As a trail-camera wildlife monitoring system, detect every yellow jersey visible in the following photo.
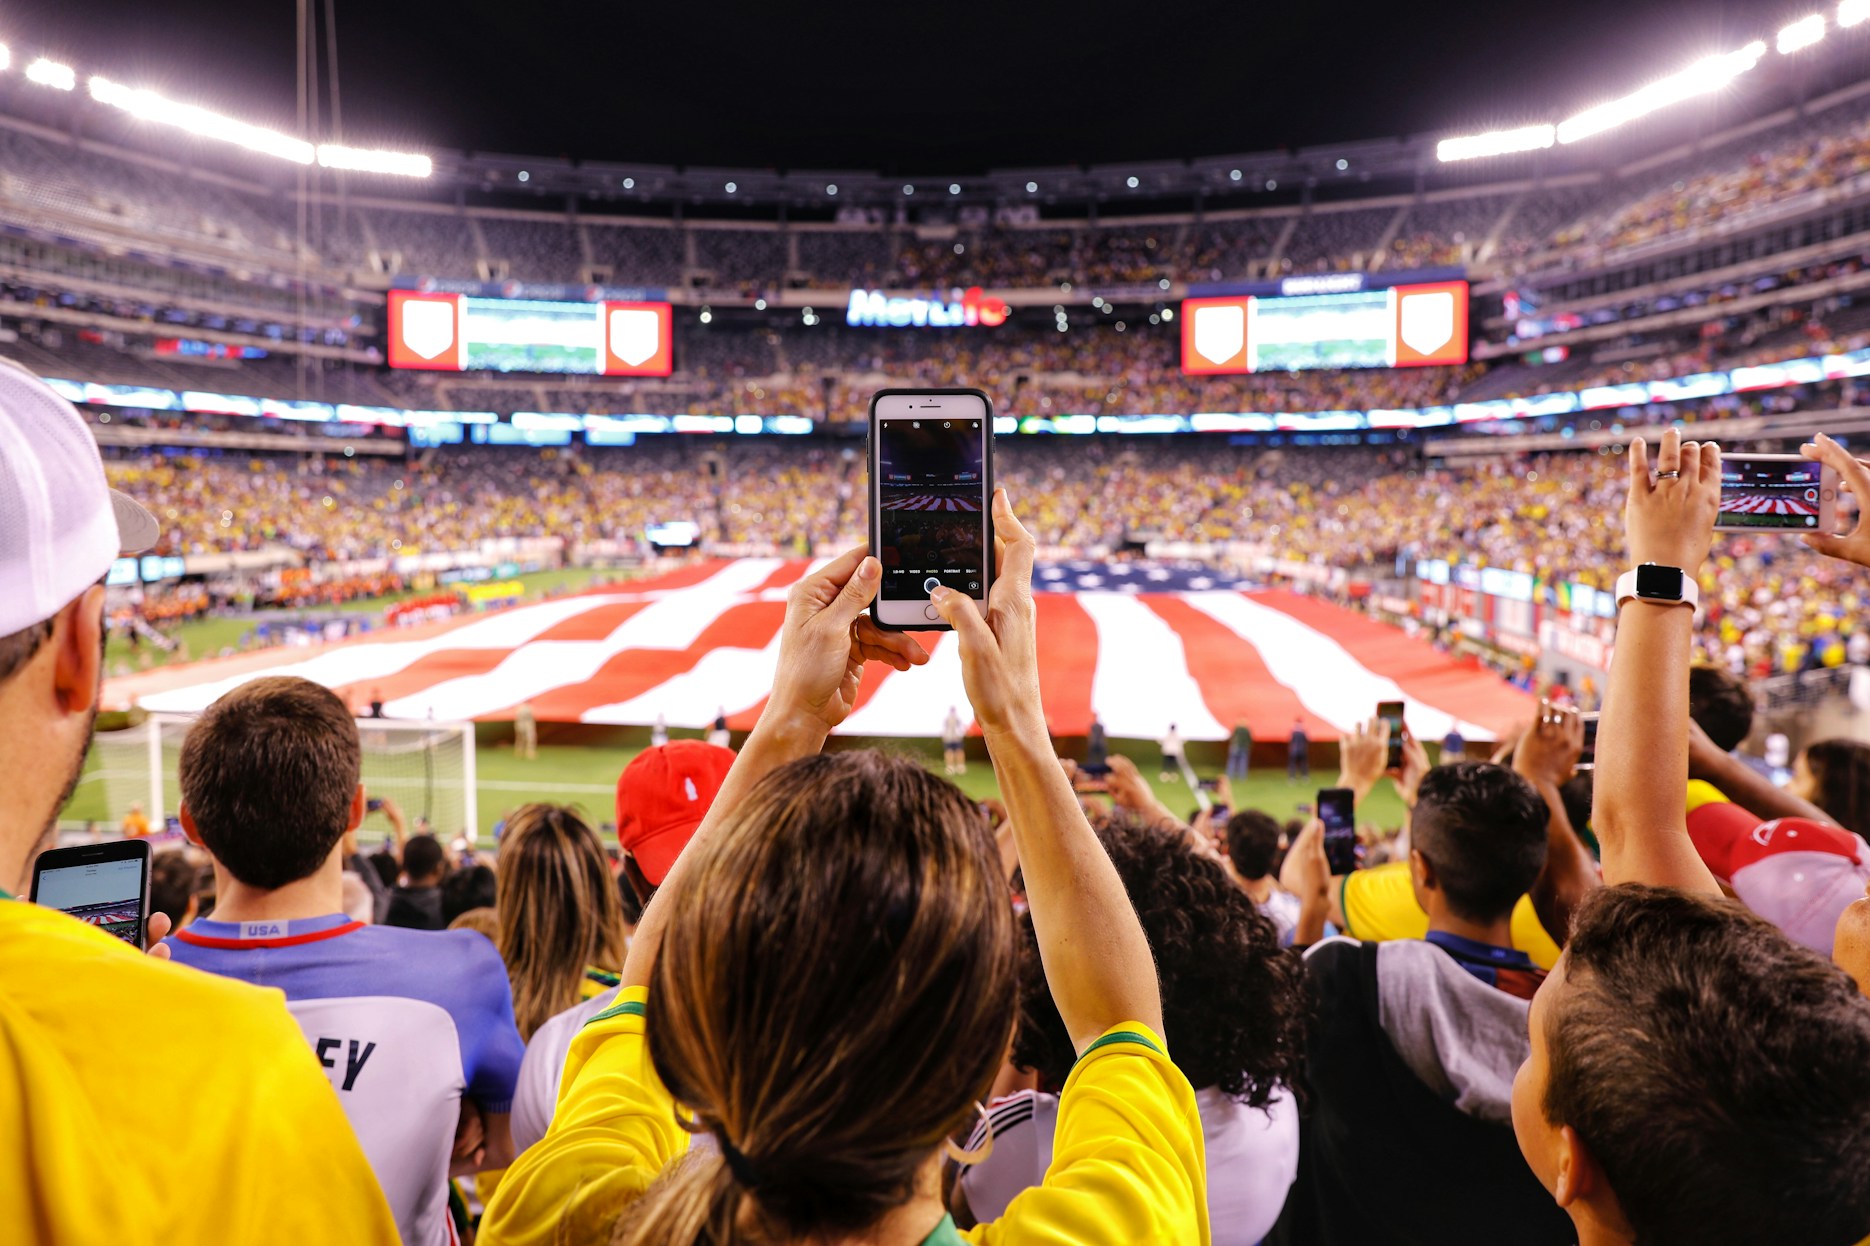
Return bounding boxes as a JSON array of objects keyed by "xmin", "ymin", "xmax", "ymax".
[
  {"xmin": 1340, "ymin": 860, "xmax": 1563, "ymax": 970},
  {"xmin": 482, "ymin": 987, "xmax": 1209, "ymax": 1246},
  {"xmin": 0, "ymin": 898, "xmax": 398, "ymax": 1243}
]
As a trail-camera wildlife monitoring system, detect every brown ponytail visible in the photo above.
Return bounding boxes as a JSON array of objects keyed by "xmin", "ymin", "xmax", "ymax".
[{"xmin": 612, "ymin": 751, "xmax": 1018, "ymax": 1246}]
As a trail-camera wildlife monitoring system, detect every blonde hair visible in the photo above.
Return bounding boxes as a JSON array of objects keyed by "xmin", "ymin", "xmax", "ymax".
[
  {"xmin": 494, "ymin": 804, "xmax": 628, "ymax": 1041},
  {"xmin": 448, "ymin": 905, "xmax": 500, "ymax": 943},
  {"xmin": 613, "ymin": 751, "xmax": 1016, "ymax": 1246}
]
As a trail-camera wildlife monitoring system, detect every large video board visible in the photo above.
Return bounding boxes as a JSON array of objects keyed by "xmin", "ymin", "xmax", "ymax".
[
  {"xmin": 1181, "ymin": 278, "xmax": 1468, "ymax": 374},
  {"xmin": 387, "ymin": 290, "xmax": 673, "ymax": 375}
]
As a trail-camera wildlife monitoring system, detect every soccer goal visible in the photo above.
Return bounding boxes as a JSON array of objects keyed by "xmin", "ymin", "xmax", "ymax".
[{"xmin": 86, "ymin": 713, "xmax": 479, "ymax": 842}]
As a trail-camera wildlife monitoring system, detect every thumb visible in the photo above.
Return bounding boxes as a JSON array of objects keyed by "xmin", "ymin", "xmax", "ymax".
[
  {"xmin": 933, "ymin": 585, "xmax": 993, "ymax": 644},
  {"xmin": 1805, "ymin": 532, "xmax": 1850, "ymax": 560},
  {"xmin": 823, "ymin": 556, "xmax": 881, "ymax": 626}
]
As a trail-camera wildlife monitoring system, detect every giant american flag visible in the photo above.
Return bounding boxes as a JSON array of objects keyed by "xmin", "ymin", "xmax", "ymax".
[{"xmin": 104, "ymin": 559, "xmax": 1532, "ymax": 741}]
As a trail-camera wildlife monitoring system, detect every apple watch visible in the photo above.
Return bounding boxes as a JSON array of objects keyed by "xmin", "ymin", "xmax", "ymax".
[{"xmin": 1614, "ymin": 563, "xmax": 1698, "ymax": 611}]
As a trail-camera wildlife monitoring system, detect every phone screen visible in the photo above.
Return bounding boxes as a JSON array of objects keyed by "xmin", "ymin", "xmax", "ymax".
[
  {"xmin": 875, "ymin": 413, "xmax": 988, "ymax": 605},
  {"xmin": 33, "ymin": 854, "xmax": 148, "ymax": 946},
  {"xmin": 1579, "ymin": 712, "xmax": 1600, "ymax": 770},
  {"xmin": 1318, "ymin": 787, "xmax": 1359, "ymax": 874},
  {"xmin": 1377, "ymin": 700, "xmax": 1406, "ymax": 770},
  {"xmin": 1718, "ymin": 457, "xmax": 1826, "ymax": 530}
]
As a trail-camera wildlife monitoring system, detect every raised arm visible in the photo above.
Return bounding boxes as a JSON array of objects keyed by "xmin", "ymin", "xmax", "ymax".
[
  {"xmin": 936, "ymin": 489, "xmax": 1164, "ymax": 1050},
  {"xmin": 1593, "ymin": 429, "xmax": 1721, "ymax": 896},
  {"xmin": 1686, "ymin": 717, "xmax": 1835, "ymax": 826},
  {"xmin": 622, "ymin": 545, "xmax": 928, "ymax": 988},
  {"xmin": 1513, "ymin": 700, "xmax": 1600, "ymax": 943}
]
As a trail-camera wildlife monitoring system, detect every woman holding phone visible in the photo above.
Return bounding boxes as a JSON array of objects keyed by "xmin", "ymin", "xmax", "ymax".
[{"xmin": 483, "ymin": 490, "xmax": 1209, "ymax": 1246}]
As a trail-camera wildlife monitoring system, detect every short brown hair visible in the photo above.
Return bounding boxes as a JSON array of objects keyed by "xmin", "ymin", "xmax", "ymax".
[
  {"xmin": 1545, "ymin": 885, "xmax": 1870, "ymax": 1244},
  {"xmin": 0, "ymin": 616, "xmax": 53, "ymax": 685},
  {"xmin": 179, "ymin": 676, "xmax": 360, "ymax": 890}
]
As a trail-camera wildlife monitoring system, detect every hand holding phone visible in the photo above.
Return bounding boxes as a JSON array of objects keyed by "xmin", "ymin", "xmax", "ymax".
[
  {"xmin": 31, "ymin": 839, "xmax": 153, "ymax": 950},
  {"xmin": 869, "ymin": 390, "xmax": 993, "ymax": 631},
  {"xmin": 1317, "ymin": 787, "xmax": 1360, "ymax": 875}
]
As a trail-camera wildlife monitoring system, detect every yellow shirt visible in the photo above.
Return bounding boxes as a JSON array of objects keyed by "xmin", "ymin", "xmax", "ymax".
[
  {"xmin": 0, "ymin": 898, "xmax": 398, "ymax": 1244},
  {"xmin": 1340, "ymin": 861, "xmax": 1563, "ymax": 970},
  {"xmin": 482, "ymin": 987, "xmax": 1209, "ymax": 1246}
]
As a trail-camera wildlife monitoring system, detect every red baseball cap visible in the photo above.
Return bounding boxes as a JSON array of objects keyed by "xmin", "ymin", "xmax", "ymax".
[{"xmin": 616, "ymin": 740, "xmax": 736, "ymax": 885}]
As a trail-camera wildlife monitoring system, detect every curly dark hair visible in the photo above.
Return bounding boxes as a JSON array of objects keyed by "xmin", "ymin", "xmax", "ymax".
[{"xmin": 1012, "ymin": 812, "xmax": 1305, "ymax": 1107}]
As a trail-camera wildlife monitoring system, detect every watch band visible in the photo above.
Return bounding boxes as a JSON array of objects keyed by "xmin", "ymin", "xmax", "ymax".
[{"xmin": 1614, "ymin": 564, "xmax": 1698, "ymax": 611}]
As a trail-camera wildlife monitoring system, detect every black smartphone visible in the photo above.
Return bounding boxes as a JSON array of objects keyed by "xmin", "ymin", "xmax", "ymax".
[
  {"xmin": 1209, "ymin": 804, "xmax": 1232, "ymax": 824},
  {"xmin": 1377, "ymin": 700, "xmax": 1406, "ymax": 771},
  {"xmin": 1197, "ymin": 776, "xmax": 1223, "ymax": 793},
  {"xmin": 366, "ymin": 797, "xmax": 384, "ymax": 813},
  {"xmin": 869, "ymin": 389, "xmax": 994, "ymax": 631},
  {"xmin": 1318, "ymin": 787, "xmax": 1360, "ymax": 875},
  {"xmin": 1578, "ymin": 711, "xmax": 1600, "ymax": 771},
  {"xmin": 31, "ymin": 839, "xmax": 153, "ymax": 950}
]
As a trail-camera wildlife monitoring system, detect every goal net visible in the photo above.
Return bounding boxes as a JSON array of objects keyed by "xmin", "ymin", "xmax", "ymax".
[{"xmin": 86, "ymin": 713, "xmax": 479, "ymax": 842}]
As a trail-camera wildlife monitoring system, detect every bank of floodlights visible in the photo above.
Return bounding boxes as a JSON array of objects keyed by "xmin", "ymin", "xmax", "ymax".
[{"xmin": 1438, "ymin": 3, "xmax": 1865, "ymax": 163}]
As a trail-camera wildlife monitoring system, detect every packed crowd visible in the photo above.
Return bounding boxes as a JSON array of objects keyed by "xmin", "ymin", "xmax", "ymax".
[
  {"xmin": 10, "ymin": 366, "xmax": 1870, "ymax": 1246},
  {"xmin": 100, "ymin": 424, "xmax": 1870, "ymax": 672}
]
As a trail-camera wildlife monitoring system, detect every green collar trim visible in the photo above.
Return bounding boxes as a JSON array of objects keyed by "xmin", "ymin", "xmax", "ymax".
[
  {"xmin": 918, "ymin": 1213, "xmax": 967, "ymax": 1246},
  {"xmin": 0, "ymin": 887, "xmax": 12, "ymax": 901},
  {"xmin": 1076, "ymin": 1028, "xmax": 1166, "ymax": 1065},
  {"xmin": 586, "ymin": 997, "xmax": 646, "ymax": 1027}
]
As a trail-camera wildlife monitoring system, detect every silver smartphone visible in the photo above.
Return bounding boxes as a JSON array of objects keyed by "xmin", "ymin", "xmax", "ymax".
[
  {"xmin": 1716, "ymin": 454, "xmax": 1838, "ymax": 534},
  {"xmin": 868, "ymin": 389, "xmax": 993, "ymax": 631}
]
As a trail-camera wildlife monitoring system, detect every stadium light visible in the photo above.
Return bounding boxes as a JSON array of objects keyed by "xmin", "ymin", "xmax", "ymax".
[
  {"xmin": 1026, "ymin": 180, "xmax": 1037, "ymax": 192},
  {"xmin": 1843, "ymin": 0, "xmax": 1870, "ymax": 28},
  {"xmin": 27, "ymin": 58, "xmax": 75, "ymax": 90},
  {"xmin": 316, "ymin": 144, "xmax": 432, "ymax": 177},
  {"xmin": 89, "ymin": 76, "xmax": 314, "ymax": 162},
  {"xmin": 0, "ymin": 45, "xmax": 10, "ymax": 72},
  {"xmin": 1778, "ymin": 14, "xmax": 1827, "ymax": 52},
  {"xmin": 1556, "ymin": 41, "xmax": 1766, "ymax": 144},
  {"xmin": 1437, "ymin": 123, "xmax": 1556, "ymax": 162}
]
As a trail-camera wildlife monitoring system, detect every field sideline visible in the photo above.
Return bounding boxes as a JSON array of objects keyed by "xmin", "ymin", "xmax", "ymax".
[{"xmin": 65, "ymin": 731, "xmax": 1410, "ymax": 842}]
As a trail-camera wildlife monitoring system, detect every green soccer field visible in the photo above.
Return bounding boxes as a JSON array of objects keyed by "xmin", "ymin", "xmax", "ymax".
[{"xmin": 65, "ymin": 729, "xmax": 1407, "ymax": 844}]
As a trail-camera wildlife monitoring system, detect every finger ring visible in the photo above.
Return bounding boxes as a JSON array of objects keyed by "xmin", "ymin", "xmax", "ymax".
[{"xmin": 1655, "ymin": 470, "xmax": 1682, "ymax": 480}]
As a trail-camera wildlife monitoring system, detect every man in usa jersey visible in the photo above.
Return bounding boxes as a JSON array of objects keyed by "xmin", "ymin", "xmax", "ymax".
[{"xmin": 166, "ymin": 675, "xmax": 524, "ymax": 1246}]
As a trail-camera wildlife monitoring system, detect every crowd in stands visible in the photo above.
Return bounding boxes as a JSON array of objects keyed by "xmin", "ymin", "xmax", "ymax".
[
  {"xmin": 12, "ymin": 375, "xmax": 1870, "ymax": 1244},
  {"xmin": 94, "ymin": 419, "xmax": 1870, "ymax": 672}
]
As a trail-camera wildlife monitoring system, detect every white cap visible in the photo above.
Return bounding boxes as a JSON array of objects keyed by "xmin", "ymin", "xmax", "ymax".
[{"xmin": 0, "ymin": 358, "xmax": 159, "ymax": 635}]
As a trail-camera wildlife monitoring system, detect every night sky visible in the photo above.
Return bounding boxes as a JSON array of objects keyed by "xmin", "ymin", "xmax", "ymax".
[{"xmin": 4, "ymin": 1, "xmax": 1791, "ymax": 170}]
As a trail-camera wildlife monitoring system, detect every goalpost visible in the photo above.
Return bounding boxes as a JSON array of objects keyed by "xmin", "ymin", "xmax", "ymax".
[{"xmin": 87, "ymin": 714, "xmax": 479, "ymax": 843}]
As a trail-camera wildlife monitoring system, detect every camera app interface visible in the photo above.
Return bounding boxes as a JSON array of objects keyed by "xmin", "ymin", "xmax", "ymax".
[
  {"xmin": 877, "ymin": 417, "xmax": 985, "ymax": 601},
  {"xmin": 36, "ymin": 857, "xmax": 144, "ymax": 945},
  {"xmin": 1720, "ymin": 459, "xmax": 1824, "ymax": 529}
]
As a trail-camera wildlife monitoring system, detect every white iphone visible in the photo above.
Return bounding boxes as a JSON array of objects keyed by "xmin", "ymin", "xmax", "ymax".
[
  {"xmin": 868, "ymin": 389, "xmax": 994, "ymax": 631},
  {"xmin": 1716, "ymin": 453, "xmax": 1838, "ymax": 534}
]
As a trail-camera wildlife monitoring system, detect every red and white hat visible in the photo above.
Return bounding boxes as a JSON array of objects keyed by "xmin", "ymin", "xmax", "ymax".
[
  {"xmin": 615, "ymin": 740, "xmax": 736, "ymax": 886},
  {"xmin": 1727, "ymin": 818, "xmax": 1870, "ymax": 959},
  {"xmin": 0, "ymin": 359, "xmax": 159, "ymax": 634}
]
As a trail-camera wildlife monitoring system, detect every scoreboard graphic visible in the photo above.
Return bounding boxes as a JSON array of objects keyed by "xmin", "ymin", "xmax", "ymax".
[
  {"xmin": 388, "ymin": 290, "xmax": 673, "ymax": 376},
  {"xmin": 1181, "ymin": 277, "xmax": 1469, "ymax": 375}
]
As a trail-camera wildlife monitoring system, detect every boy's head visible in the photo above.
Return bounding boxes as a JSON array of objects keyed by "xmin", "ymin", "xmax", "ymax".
[
  {"xmin": 1409, "ymin": 762, "xmax": 1548, "ymax": 925},
  {"xmin": 178, "ymin": 676, "xmax": 362, "ymax": 891},
  {"xmin": 1225, "ymin": 809, "xmax": 1284, "ymax": 882},
  {"xmin": 1512, "ymin": 884, "xmax": 1870, "ymax": 1245}
]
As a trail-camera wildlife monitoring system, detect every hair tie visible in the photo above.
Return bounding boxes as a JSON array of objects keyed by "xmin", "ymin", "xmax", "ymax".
[{"xmin": 717, "ymin": 1133, "xmax": 763, "ymax": 1189}]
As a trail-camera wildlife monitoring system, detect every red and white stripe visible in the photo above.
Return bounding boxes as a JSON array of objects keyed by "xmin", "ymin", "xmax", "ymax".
[{"xmin": 107, "ymin": 560, "xmax": 1533, "ymax": 740}]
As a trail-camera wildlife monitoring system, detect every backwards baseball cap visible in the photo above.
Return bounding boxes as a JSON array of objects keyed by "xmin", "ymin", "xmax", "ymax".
[
  {"xmin": 1728, "ymin": 818, "xmax": 1870, "ymax": 959},
  {"xmin": 0, "ymin": 360, "xmax": 159, "ymax": 635},
  {"xmin": 616, "ymin": 739, "xmax": 736, "ymax": 886}
]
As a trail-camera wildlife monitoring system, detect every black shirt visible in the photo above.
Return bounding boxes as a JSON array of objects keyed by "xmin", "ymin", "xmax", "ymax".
[{"xmin": 384, "ymin": 884, "xmax": 445, "ymax": 931}]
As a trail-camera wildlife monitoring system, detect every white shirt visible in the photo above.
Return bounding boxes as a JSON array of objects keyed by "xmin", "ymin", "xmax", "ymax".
[
  {"xmin": 1162, "ymin": 728, "xmax": 1183, "ymax": 755},
  {"xmin": 958, "ymin": 1084, "xmax": 1298, "ymax": 1245},
  {"xmin": 511, "ymin": 988, "xmax": 618, "ymax": 1155}
]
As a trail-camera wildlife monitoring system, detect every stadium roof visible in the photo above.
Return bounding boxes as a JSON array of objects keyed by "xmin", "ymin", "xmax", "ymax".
[{"xmin": 4, "ymin": 0, "xmax": 1867, "ymax": 211}]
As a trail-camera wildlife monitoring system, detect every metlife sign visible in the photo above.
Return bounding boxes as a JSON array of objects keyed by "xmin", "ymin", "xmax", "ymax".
[{"xmin": 845, "ymin": 286, "xmax": 1010, "ymax": 328}]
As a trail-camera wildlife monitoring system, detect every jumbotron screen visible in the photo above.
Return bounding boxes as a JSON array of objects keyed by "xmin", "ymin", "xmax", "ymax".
[
  {"xmin": 1181, "ymin": 279, "xmax": 1469, "ymax": 374},
  {"xmin": 387, "ymin": 290, "xmax": 673, "ymax": 375}
]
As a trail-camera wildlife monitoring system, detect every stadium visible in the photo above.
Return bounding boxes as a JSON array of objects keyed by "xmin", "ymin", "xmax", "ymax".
[{"xmin": 9, "ymin": 2, "xmax": 1870, "ymax": 1245}]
